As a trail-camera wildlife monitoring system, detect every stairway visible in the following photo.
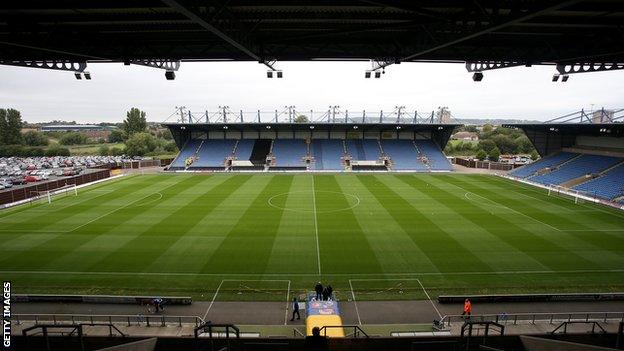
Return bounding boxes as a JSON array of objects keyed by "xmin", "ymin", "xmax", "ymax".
[{"xmin": 250, "ymin": 139, "xmax": 272, "ymax": 165}]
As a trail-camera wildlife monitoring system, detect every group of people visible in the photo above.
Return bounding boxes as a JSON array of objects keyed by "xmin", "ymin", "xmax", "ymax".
[{"xmin": 314, "ymin": 282, "xmax": 333, "ymax": 301}]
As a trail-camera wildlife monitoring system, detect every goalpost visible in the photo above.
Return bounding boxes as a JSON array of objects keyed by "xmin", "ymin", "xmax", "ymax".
[
  {"xmin": 30, "ymin": 184, "xmax": 78, "ymax": 204},
  {"xmin": 547, "ymin": 184, "xmax": 591, "ymax": 204}
]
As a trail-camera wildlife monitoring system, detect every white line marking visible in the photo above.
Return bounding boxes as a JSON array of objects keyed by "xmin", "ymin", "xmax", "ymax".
[
  {"xmin": 203, "ymin": 279, "xmax": 224, "ymax": 320},
  {"xmin": 311, "ymin": 176, "xmax": 322, "ymax": 275},
  {"xmin": 284, "ymin": 280, "xmax": 291, "ymax": 325},
  {"xmin": 417, "ymin": 278, "xmax": 442, "ymax": 319},
  {"xmin": 348, "ymin": 279, "xmax": 362, "ymax": 325},
  {"xmin": 267, "ymin": 190, "xmax": 360, "ymax": 214},
  {"xmin": 1, "ymin": 268, "xmax": 624, "ymax": 277},
  {"xmin": 68, "ymin": 192, "xmax": 161, "ymax": 233},
  {"xmin": 461, "ymin": 189, "xmax": 563, "ymax": 232}
]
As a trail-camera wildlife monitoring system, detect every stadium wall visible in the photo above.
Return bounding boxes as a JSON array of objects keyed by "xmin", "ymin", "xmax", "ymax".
[{"xmin": 0, "ymin": 169, "xmax": 110, "ymax": 207}]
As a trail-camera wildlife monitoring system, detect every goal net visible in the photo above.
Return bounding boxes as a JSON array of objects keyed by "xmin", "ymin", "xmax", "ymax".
[
  {"xmin": 29, "ymin": 184, "xmax": 78, "ymax": 204},
  {"xmin": 547, "ymin": 184, "xmax": 590, "ymax": 204}
]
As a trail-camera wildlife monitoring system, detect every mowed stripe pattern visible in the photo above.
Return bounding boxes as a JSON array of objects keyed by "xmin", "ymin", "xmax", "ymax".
[{"xmin": 0, "ymin": 173, "xmax": 623, "ymax": 299}]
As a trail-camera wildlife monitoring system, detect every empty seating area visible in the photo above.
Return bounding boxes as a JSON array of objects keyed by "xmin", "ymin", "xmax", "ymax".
[
  {"xmin": 312, "ymin": 140, "xmax": 345, "ymax": 170},
  {"xmin": 381, "ymin": 140, "xmax": 427, "ymax": 170},
  {"xmin": 530, "ymin": 154, "xmax": 622, "ymax": 186},
  {"xmin": 272, "ymin": 139, "xmax": 308, "ymax": 168},
  {"xmin": 573, "ymin": 164, "xmax": 624, "ymax": 200},
  {"xmin": 415, "ymin": 140, "xmax": 453, "ymax": 171},
  {"xmin": 345, "ymin": 139, "xmax": 381, "ymax": 160},
  {"xmin": 193, "ymin": 140, "xmax": 235, "ymax": 168},
  {"xmin": 169, "ymin": 138, "xmax": 452, "ymax": 172},
  {"xmin": 509, "ymin": 152, "xmax": 578, "ymax": 178}
]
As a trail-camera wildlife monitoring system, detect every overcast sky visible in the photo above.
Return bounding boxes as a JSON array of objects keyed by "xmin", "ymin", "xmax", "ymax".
[{"xmin": 1, "ymin": 61, "xmax": 623, "ymax": 123}]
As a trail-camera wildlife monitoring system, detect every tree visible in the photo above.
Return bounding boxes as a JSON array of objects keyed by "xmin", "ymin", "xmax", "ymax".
[
  {"xmin": 164, "ymin": 141, "xmax": 178, "ymax": 153},
  {"xmin": 1, "ymin": 109, "xmax": 24, "ymax": 145},
  {"xmin": 489, "ymin": 147, "xmax": 501, "ymax": 162},
  {"xmin": 125, "ymin": 132, "xmax": 156, "ymax": 156},
  {"xmin": 492, "ymin": 134, "xmax": 516, "ymax": 154},
  {"xmin": 294, "ymin": 114, "xmax": 309, "ymax": 123},
  {"xmin": 530, "ymin": 150, "xmax": 539, "ymax": 161},
  {"xmin": 108, "ymin": 129, "xmax": 125, "ymax": 143},
  {"xmin": 45, "ymin": 146, "xmax": 70, "ymax": 156},
  {"xmin": 0, "ymin": 109, "xmax": 6, "ymax": 144},
  {"xmin": 478, "ymin": 139, "xmax": 497, "ymax": 153},
  {"xmin": 98, "ymin": 145, "xmax": 110, "ymax": 156},
  {"xmin": 476, "ymin": 149, "xmax": 487, "ymax": 161},
  {"xmin": 482, "ymin": 124, "xmax": 494, "ymax": 133},
  {"xmin": 123, "ymin": 108, "xmax": 147, "ymax": 136},
  {"xmin": 515, "ymin": 135, "xmax": 533, "ymax": 154},
  {"xmin": 59, "ymin": 132, "xmax": 88, "ymax": 145},
  {"xmin": 23, "ymin": 131, "xmax": 49, "ymax": 146}
]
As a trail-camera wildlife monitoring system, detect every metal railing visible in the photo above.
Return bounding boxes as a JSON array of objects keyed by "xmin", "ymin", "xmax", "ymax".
[
  {"xmin": 318, "ymin": 325, "xmax": 369, "ymax": 338},
  {"xmin": 437, "ymin": 311, "xmax": 624, "ymax": 328},
  {"xmin": 13, "ymin": 313, "xmax": 204, "ymax": 328}
]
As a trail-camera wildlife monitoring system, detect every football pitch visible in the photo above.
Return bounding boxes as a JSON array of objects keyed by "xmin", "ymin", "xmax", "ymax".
[{"xmin": 1, "ymin": 173, "xmax": 623, "ymax": 302}]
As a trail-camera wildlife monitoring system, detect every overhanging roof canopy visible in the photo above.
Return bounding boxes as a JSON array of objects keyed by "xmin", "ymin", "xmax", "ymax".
[{"xmin": 2, "ymin": 1, "xmax": 624, "ymax": 64}]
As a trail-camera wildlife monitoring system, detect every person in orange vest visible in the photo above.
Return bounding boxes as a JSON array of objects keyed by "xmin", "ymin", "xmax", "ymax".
[{"xmin": 462, "ymin": 298, "xmax": 472, "ymax": 319}]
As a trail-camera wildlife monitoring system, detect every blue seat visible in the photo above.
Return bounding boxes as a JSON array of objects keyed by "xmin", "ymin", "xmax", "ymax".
[
  {"xmin": 234, "ymin": 139, "xmax": 255, "ymax": 160},
  {"xmin": 510, "ymin": 152, "xmax": 578, "ymax": 178},
  {"xmin": 573, "ymin": 163, "xmax": 624, "ymax": 200},
  {"xmin": 272, "ymin": 139, "xmax": 308, "ymax": 167},
  {"xmin": 531, "ymin": 154, "xmax": 623, "ymax": 186},
  {"xmin": 381, "ymin": 140, "xmax": 427, "ymax": 170},
  {"xmin": 191, "ymin": 140, "xmax": 236, "ymax": 168},
  {"xmin": 170, "ymin": 139, "xmax": 202, "ymax": 168},
  {"xmin": 312, "ymin": 140, "xmax": 344, "ymax": 170},
  {"xmin": 414, "ymin": 140, "xmax": 453, "ymax": 171}
]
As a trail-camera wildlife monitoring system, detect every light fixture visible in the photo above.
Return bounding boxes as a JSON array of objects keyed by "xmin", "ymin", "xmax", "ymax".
[
  {"xmin": 74, "ymin": 72, "xmax": 82, "ymax": 80},
  {"xmin": 310, "ymin": 126, "xmax": 315, "ymax": 129},
  {"xmin": 165, "ymin": 70, "xmax": 175, "ymax": 80},
  {"xmin": 552, "ymin": 74, "xmax": 560, "ymax": 82},
  {"xmin": 267, "ymin": 71, "xmax": 273, "ymax": 78},
  {"xmin": 353, "ymin": 126, "xmax": 358, "ymax": 129},
  {"xmin": 83, "ymin": 72, "xmax": 91, "ymax": 80},
  {"xmin": 396, "ymin": 126, "xmax": 401, "ymax": 130},
  {"xmin": 561, "ymin": 74, "xmax": 569, "ymax": 82},
  {"xmin": 374, "ymin": 71, "xmax": 381, "ymax": 79},
  {"xmin": 365, "ymin": 71, "xmax": 371, "ymax": 78},
  {"xmin": 472, "ymin": 72, "xmax": 483, "ymax": 81},
  {"xmin": 266, "ymin": 125, "xmax": 271, "ymax": 129},
  {"xmin": 223, "ymin": 126, "xmax": 228, "ymax": 129},
  {"xmin": 276, "ymin": 71, "xmax": 283, "ymax": 78}
]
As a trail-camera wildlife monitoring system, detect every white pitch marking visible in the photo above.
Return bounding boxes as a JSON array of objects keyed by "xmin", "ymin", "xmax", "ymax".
[
  {"xmin": 2, "ymin": 268, "xmax": 624, "ymax": 277},
  {"xmin": 417, "ymin": 279, "xmax": 442, "ymax": 319},
  {"xmin": 203, "ymin": 279, "xmax": 224, "ymax": 320},
  {"xmin": 462, "ymin": 189, "xmax": 563, "ymax": 232},
  {"xmin": 348, "ymin": 279, "xmax": 362, "ymax": 325},
  {"xmin": 311, "ymin": 176, "xmax": 322, "ymax": 275}
]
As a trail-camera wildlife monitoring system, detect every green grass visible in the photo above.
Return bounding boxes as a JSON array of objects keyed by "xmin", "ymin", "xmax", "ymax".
[{"xmin": 1, "ymin": 173, "xmax": 623, "ymax": 301}]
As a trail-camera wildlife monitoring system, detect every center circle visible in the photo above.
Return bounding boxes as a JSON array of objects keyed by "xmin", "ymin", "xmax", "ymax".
[{"xmin": 267, "ymin": 190, "xmax": 360, "ymax": 213}]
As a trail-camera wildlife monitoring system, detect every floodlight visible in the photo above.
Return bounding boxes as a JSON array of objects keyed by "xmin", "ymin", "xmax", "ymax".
[
  {"xmin": 552, "ymin": 74, "xmax": 560, "ymax": 82},
  {"xmin": 561, "ymin": 74, "xmax": 569, "ymax": 82},
  {"xmin": 472, "ymin": 72, "xmax": 483, "ymax": 81},
  {"xmin": 83, "ymin": 72, "xmax": 91, "ymax": 80},
  {"xmin": 374, "ymin": 71, "xmax": 381, "ymax": 78},
  {"xmin": 74, "ymin": 72, "xmax": 82, "ymax": 80},
  {"xmin": 267, "ymin": 71, "xmax": 273, "ymax": 78},
  {"xmin": 276, "ymin": 71, "xmax": 283, "ymax": 78},
  {"xmin": 365, "ymin": 71, "xmax": 371, "ymax": 78},
  {"xmin": 165, "ymin": 70, "xmax": 176, "ymax": 80}
]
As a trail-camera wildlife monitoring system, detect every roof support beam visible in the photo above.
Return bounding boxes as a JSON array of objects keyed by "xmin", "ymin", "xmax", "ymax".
[
  {"xmin": 160, "ymin": 0, "xmax": 276, "ymax": 71},
  {"xmin": 373, "ymin": 0, "xmax": 584, "ymax": 71}
]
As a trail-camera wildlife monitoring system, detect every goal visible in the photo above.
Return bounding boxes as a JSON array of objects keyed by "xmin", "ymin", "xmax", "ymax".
[
  {"xmin": 547, "ymin": 184, "xmax": 591, "ymax": 204},
  {"xmin": 30, "ymin": 184, "xmax": 78, "ymax": 204}
]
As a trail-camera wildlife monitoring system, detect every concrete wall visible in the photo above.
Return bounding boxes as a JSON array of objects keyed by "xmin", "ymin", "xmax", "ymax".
[{"xmin": 520, "ymin": 336, "xmax": 619, "ymax": 351}]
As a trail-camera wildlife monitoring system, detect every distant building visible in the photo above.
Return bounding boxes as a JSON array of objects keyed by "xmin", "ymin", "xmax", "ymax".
[
  {"xmin": 452, "ymin": 131, "xmax": 479, "ymax": 141},
  {"xmin": 592, "ymin": 109, "xmax": 614, "ymax": 123},
  {"xmin": 41, "ymin": 124, "xmax": 105, "ymax": 132}
]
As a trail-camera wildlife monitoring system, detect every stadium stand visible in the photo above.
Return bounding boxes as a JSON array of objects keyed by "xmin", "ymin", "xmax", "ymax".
[
  {"xmin": 312, "ymin": 140, "xmax": 345, "ymax": 170},
  {"xmin": 271, "ymin": 139, "xmax": 308, "ymax": 168},
  {"xmin": 572, "ymin": 163, "xmax": 624, "ymax": 200},
  {"xmin": 509, "ymin": 152, "xmax": 579, "ymax": 178},
  {"xmin": 415, "ymin": 140, "xmax": 453, "ymax": 171},
  {"xmin": 381, "ymin": 140, "xmax": 427, "ymax": 170},
  {"xmin": 192, "ymin": 140, "xmax": 236, "ymax": 169},
  {"xmin": 233, "ymin": 139, "xmax": 254, "ymax": 160},
  {"xmin": 530, "ymin": 154, "xmax": 623, "ymax": 186},
  {"xmin": 169, "ymin": 139, "xmax": 202, "ymax": 169},
  {"xmin": 345, "ymin": 139, "xmax": 381, "ymax": 160}
]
